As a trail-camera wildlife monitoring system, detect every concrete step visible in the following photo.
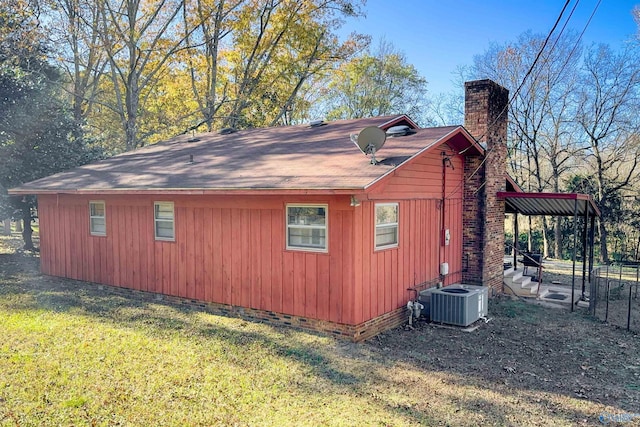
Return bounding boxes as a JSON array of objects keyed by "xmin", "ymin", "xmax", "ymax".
[
  {"xmin": 503, "ymin": 277, "xmax": 537, "ymax": 296},
  {"xmin": 522, "ymin": 278, "xmax": 539, "ymax": 290},
  {"xmin": 512, "ymin": 270, "xmax": 524, "ymax": 282},
  {"xmin": 515, "ymin": 275, "xmax": 532, "ymax": 289}
]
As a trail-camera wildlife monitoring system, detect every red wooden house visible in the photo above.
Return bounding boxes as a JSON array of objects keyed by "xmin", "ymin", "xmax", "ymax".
[{"xmin": 10, "ymin": 80, "xmax": 510, "ymax": 340}]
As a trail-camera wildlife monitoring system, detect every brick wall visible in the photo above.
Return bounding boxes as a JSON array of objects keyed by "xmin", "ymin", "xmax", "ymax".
[
  {"xmin": 95, "ymin": 282, "xmax": 407, "ymax": 342},
  {"xmin": 462, "ymin": 155, "xmax": 484, "ymax": 286},
  {"xmin": 463, "ymin": 79, "xmax": 509, "ymax": 294}
]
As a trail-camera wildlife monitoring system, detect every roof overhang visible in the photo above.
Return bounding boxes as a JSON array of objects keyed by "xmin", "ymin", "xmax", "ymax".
[
  {"xmin": 8, "ymin": 187, "xmax": 363, "ymax": 196},
  {"xmin": 498, "ymin": 191, "xmax": 601, "ymax": 217}
]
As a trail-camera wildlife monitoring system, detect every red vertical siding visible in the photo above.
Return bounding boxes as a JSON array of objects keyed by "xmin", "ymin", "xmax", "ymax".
[
  {"xmin": 341, "ymin": 211, "xmax": 355, "ymax": 325},
  {"xmin": 270, "ymin": 210, "xmax": 283, "ymax": 312},
  {"xmin": 37, "ymin": 194, "xmax": 355, "ymax": 323},
  {"xmin": 259, "ymin": 210, "xmax": 271, "ymax": 310},
  {"xmin": 352, "ymin": 144, "xmax": 466, "ymax": 323},
  {"xmin": 36, "ymin": 139, "xmax": 467, "ymax": 327},
  {"xmin": 209, "ymin": 208, "xmax": 221, "ymax": 303},
  {"xmin": 329, "ymin": 211, "xmax": 344, "ymax": 323}
]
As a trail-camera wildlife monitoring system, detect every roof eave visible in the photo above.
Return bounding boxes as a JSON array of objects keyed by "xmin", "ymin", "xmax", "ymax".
[{"xmin": 8, "ymin": 187, "xmax": 365, "ymax": 196}]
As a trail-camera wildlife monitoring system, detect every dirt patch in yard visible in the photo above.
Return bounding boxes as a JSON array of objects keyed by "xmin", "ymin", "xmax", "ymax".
[
  {"xmin": 1, "ymin": 234, "xmax": 639, "ymax": 425},
  {"xmin": 372, "ymin": 299, "xmax": 640, "ymax": 410}
]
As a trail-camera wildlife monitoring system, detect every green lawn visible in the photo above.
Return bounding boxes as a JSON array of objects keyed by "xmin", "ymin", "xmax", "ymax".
[{"xmin": 1, "ymin": 241, "xmax": 639, "ymax": 426}]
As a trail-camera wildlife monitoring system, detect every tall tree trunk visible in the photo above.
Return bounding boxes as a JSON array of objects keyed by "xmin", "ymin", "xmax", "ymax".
[
  {"xmin": 554, "ymin": 216, "xmax": 562, "ymax": 259},
  {"xmin": 125, "ymin": 64, "xmax": 139, "ymax": 150},
  {"xmin": 21, "ymin": 205, "xmax": 34, "ymax": 250},
  {"xmin": 598, "ymin": 218, "xmax": 608, "ymax": 263}
]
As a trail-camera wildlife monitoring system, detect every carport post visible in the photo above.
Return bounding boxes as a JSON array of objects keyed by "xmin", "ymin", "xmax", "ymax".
[
  {"xmin": 581, "ymin": 202, "xmax": 589, "ymax": 299},
  {"xmin": 588, "ymin": 215, "xmax": 595, "ymax": 295},
  {"xmin": 588, "ymin": 215, "xmax": 596, "ymax": 315},
  {"xmin": 514, "ymin": 213, "xmax": 519, "ymax": 270},
  {"xmin": 571, "ymin": 199, "xmax": 578, "ymax": 312}
]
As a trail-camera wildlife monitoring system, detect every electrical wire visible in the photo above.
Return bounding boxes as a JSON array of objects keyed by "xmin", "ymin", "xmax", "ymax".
[
  {"xmin": 552, "ymin": 0, "xmax": 601, "ymax": 84},
  {"xmin": 447, "ymin": 0, "xmax": 577, "ymax": 200}
]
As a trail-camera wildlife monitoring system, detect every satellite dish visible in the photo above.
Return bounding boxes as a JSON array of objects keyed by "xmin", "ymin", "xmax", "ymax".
[{"xmin": 350, "ymin": 126, "xmax": 386, "ymax": 164}]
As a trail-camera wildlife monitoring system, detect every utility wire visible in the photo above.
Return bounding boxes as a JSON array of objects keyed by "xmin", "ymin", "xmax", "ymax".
[
  {"xmin": 447, "ymin": 0, "xmax": 574, "ymax": 199},
  {"xmin": 553, "ymin": 0, "xmax": 601, "ymax": 84},
  {"xmin": 521, "ymin": 0, "xmax": 580, "ymax": 102}
]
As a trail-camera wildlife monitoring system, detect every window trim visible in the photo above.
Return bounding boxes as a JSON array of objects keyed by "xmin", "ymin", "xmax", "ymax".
[
  {"xmin": 375, "ymin": 202, "xmax": 399, "ymax": 250},
  {"xmin": 89, "ymin": 200, "xmax": 106, "ymax": 236},
  {"xmin": 154, "ymin": 201, "xmax": 175, "ymax": 241},
  {"xmin": 285, "ymin": 203, "xmax": 328, "ymax": 253}
]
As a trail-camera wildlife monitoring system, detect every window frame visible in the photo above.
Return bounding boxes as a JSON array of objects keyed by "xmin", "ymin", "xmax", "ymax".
[
  {"xmin": 374, "ymin": 202, "xmax": 399, "ymax": 250},
  {"xmin": 154, "ymin": 201, "xmax": 175, "ymax": 241},
  {"xmin": 285, "ymin": 204, "xmax": 328, "ymax": 253},
  {"xmin": 89, "ymin": 200, "xmax": 106, "ymax": 236}
]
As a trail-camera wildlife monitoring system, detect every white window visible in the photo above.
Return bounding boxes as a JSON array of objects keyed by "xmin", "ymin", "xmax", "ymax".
[
  {"xmin": 89, "ymin": 201, "xmax": 106, "ymax": 235},
  {"xmin": 154, "ymin": 202, "xmax": 175, "ymax": 241},
  {"xmin": 286, "ymin": 204, "xmax": 327, "ymax": 252},
  {"xmin": 375, "ymin": 203, "xmax": 399, "ymax": 249}
]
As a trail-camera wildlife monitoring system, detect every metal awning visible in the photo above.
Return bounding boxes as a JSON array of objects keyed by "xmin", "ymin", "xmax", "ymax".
[
  {"xmin": 498, "ymin": 192, "xmax": 600, "ymax": 217},
  {"xmin": 499, "ymin": 191, "xmax": 600, "ymax": 309}
]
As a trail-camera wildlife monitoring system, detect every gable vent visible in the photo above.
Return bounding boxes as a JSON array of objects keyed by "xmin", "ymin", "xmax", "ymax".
[{"xmin": 386, "ymin": 125, "xmax": 414, "ymax": 137}]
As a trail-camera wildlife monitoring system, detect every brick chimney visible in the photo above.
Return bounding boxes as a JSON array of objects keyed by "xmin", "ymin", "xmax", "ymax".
[{"xmin": 462, "ymin": 79, "xmax": 509, "ymax": 294}]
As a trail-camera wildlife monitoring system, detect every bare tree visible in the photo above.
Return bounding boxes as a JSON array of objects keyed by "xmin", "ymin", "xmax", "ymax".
[
  {"xmin": 575, "ymin": 44, "xmax": 640, "ymax": 262},
  {"xmin": 473, "ymin": 31, "xmax": 583, "ymax": 257}
]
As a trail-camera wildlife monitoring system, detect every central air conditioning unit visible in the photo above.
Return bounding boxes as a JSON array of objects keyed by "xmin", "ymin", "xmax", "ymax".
[{"xmin": 424, "ymin": 284, "xmax": 488, "ymax": 326}]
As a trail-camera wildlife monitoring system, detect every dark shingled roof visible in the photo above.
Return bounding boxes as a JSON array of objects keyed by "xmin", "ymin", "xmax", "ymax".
[{"xmin": 10, "ymin": 115, "xmax": 482, "ymax": 194}]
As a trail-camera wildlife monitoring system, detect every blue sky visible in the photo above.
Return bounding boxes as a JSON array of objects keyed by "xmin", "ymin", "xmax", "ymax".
[{"xmin": 339, "ymin": 0, "xmax": 639, "ymax": 95}]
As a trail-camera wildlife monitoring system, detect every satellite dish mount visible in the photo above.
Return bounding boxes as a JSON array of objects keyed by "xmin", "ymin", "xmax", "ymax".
[{"xmin": 350, "ymin": 126, "xmax": 387, "ymax": 165}]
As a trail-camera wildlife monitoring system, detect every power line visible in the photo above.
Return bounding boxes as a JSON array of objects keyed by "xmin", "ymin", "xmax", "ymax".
[
  {"xmin": 523, "ymin": 0, "xmax": 580, "ymax": 99},
  {"xmin": 447, "ymin": 0, "xmax": 574, "ymax": 199},
  {"xmin": 553, "ymin": 0, "xmax": 601, "ymax": 84}
]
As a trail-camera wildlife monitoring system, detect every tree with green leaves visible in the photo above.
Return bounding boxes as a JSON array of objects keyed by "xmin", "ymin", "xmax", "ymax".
[
  {"xmin": 318, "ymin": 40, "xmax": 429, "ymax": 123},
  {"xmin": 218, "ymin": 0, "xmax": 366, "ymax": 129},
  {"xmin": 46, "ymin": 0, "xmax": 106, "ymax": 136},
  {"xmin": 0, "ymin": 0, "xmax": 103, "ymax": 249}
]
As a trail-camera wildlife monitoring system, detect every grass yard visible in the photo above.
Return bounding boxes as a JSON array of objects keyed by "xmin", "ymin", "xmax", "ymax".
[{"xmin": 1, "ymin": 234, "xmax": 639, "ymax": 426}]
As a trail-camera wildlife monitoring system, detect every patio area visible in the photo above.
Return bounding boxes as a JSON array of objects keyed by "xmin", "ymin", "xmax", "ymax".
[{"xmin": 503, "ymin": 258, "xmax": 587, "ymax": 307}]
